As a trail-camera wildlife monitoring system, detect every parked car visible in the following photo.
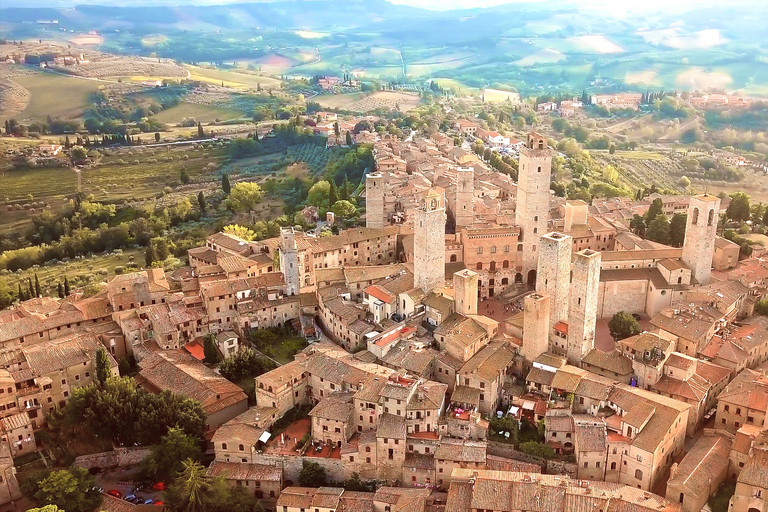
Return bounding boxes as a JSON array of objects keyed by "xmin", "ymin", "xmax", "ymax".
[
  {"xmin": 155, "ymin": 501, "xmax": 164, "ymax": 506},
  {"xmin": 145, "ymin": 499, "xmax": 154, "ymax": 505},
  {"xmin": 107, "ymin": 490, "xmax": 122, "ymax": 498},
  {"xmin": 125, "ymin": 494, "xmax": 136, "ymax": 502},
  {"xmin": 152, "ymin": 482, "xmax": 167, "ymax": 491}
]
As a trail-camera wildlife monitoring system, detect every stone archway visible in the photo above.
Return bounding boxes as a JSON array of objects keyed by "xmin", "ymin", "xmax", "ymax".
[{"xmin": 527, "ymin": 269, "xmax": 537, "ymax": 286}]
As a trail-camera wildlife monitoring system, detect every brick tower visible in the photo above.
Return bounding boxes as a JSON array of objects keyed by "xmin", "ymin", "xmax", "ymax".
[
  {"xmin": 365, "ymin": 173, "xmax": 384, "ymax": 229},
  {"xmin": 682, "ymin": 194, "xmax": 721, "ymax": 285},
  {"xmin": 567, "ymin": 249, "xmax": 601, "ymax": 365},
  {"xmin": 453, "ymin": 269, "xmax": 478, "ymax": 316},
  {"xmin": 522, "ymin": 292, "xmax": 551, "ymax": 362},
  {"xmin": 515, "ymin": 131, "xmax": 553, "ymax": 285},
  {"xmin": 414, "ymin": 190, "xmax": 446, "ymax": 293},
  {"xmin": 536, "ymin": 232, "xmax": 572, "ymax": 336},
  {"xmin": 279, "ymin": 227, "xmax": 300, "ymax": 296},
  {"xmin": 454, "ymin": 166, "xmax": 474, "ymax": 232}
]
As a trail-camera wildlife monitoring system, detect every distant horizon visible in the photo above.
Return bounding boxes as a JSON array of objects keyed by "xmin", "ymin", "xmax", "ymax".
[{"xmin": 5, "ymin": 0, "xmax": 746, "ymax": 13}]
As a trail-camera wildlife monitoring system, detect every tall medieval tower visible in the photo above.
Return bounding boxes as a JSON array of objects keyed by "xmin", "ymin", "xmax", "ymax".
[
  {"xmin": 522, "ymin": 292, "xmax": 551, "ymax": 362},
  {"xmin": 454, "ymin": 167, "xmax": 474, "ymax": 232},
  {"xmin": 365, "ymin": 173, "xmax": 384, "ymax": 229},
  {"xmin": 453, "ymin": 269, "xmax": 478, "ymax": 316},
  {"xmin": 682, "ymin": 194, "xmax": 721, "ymax": 286},
  {"xmin": 279, "ymin": 227, "xmax": 300, "ymax": 296},
  {"xmin": 536, "ymin": 232, "xmax": 572, "ymax": 336},
  {"xmin": 515, "ymin": 131, "xmax": 553, "ymax": 284},
  {"xmin": 567, "ymin": 249, "xmax": 601, "ymax": 365},
  {"xmin": 414, "ymin": 190, "xmax": 446, "ymax": 293}
]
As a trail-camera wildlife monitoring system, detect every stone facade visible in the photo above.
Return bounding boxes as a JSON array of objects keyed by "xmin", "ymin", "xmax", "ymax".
[
  {"xmin": 453, "ymin": 269, "xmax": 478, "ymax": 317},
  {"xmin": 682, "ymin": 194, "xmax": 721, "ymax": 285},
  {"xmin": 536, "ymin": 232, "xmax": 572, "ymax": 336},
  {"xmin": 454, "ymin": 167, "xmax": 474, "ymax": 231},
  {"xmin": 365, "ymin": 173, "xmax": 385, "ymax": 229},
  {"xmin": 280, "ymin": 228, "xmax": 300, "ymax": 296},
  {"xmin": 414, "ymin": 191, "xmax": 446, "ymax": 293},
  {"xmin": 522, "ymin": 293, "xmax": 550, "ymax": 362},
  {"xmin": 567, "ymin": 250, "xmax": 601, "ymax": 365},
  {"xmin": 515, "ymin": 132, "xmax": 553, "ymax": 284}
]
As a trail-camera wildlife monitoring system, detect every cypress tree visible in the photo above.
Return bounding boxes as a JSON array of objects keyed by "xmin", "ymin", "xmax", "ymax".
[
  {"xmin": 197, "ymin": 122, "xmax": 205, "ymax": 139},
  {"xmin": 27, "ymin": 278, "xmax": 34, "ymax": 299},
  {"xmin": 222, "ymin": 173, "xmax": 231, "ymax": 195},
  {"xmin": 64, "ymin": 275, "xmax": 70, "ymax": 297},
  {"xmin": 329, "ymin": 181, "xmax": 339, "ymax": 207},
  {"xmin": 197, "ymin": 191, "xmax": 206, "ymax": 215},
  {"xmin": 145, "ymin": 245, "xmax": 156, "ymax": 267},
  {"xmin": 34, "ymin": 274, "xmax": 41, "ymax": 298},
  {"xmin": 57, "ymin": 282, "xmax": 64, "ymax": 299},
  {"xmin": 17, "ymin": 283, "xmax": 24, "ymax": 301}
]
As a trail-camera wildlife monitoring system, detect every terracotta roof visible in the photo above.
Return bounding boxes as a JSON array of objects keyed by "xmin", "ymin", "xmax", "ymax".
[
  {"xmin": 207, "ymin": 461, "xmax": 282, "ymax": 482},
  {"xmin": 582, "ymin": 349, "xmax": 632, "ymax": 375},
  {"xmin": 434, "ymin": 438, "xmax": 486, "ymax": 463},
  {"xmin": 377, "ymin": 413, "xmax": 406, "ymax": 439},
  {"xmin": 458, "ymin": 340, "xmax": 515, "ymax": 382},
  {"xmin": 667, "ymin": 432, "xmax": 731, "ymax": 496},
  {"xmin": 310, "ymin": 394, "xmax": 354, "ymax": 422},
  {"xmin": 738, "ymin": 448, "xmax": 768, "ymax": 489}
]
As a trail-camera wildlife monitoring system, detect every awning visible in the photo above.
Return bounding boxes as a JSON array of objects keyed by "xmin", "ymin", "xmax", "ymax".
[
  {"xmin": 508, "ymin": 406, "xmax": 520, "ymax": 415},
  {"xmin": 259, "ymin": 431, "xmax": 271, "ymax": 443},
  {"xmin": 522, "ymin": 401, "xmax": 535, "ymax": 411}
]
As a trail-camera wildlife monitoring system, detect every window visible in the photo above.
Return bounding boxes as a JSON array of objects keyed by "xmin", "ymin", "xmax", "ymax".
[
  {"xmin": 736, "ymin": 408, "xmax": 742, "ymax": 415},
  {"xmin": 477, "ymin": 247, "xmax": 483, "ymax": 254},
  {"xmin": 583, "ymin": 462, "xmax": 588, "ymax": 468},
  {"xmin": 724, "ymin": 405, "xmax": 730, "ymax": 412},
  {"xmin": 635, "ymin": 469, "xmax": 643, "ymax": 480},
  {"xmin": 222, "ymin": 443, "xmax": 228, "ymax": 450},
  {"xmin": 596, "ymin": 462, "xmax": 600, "ymax": 468},
  {"xmin": 239, "ymin": 444, "xmax": 244, "ymax": 451}
]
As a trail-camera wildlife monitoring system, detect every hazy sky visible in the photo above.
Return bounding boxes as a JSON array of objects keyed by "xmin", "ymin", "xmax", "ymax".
[{"xmin": 388, "ymin": 0, "xmax": 714, "ymax": 11}]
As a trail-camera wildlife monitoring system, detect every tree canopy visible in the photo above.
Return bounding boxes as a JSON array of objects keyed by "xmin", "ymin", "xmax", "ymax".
[
  {"xmin": 609, "ymin": 311, "xmax": 640, "ymax": 340},
  {"xmin": 228, "ymin": 182, "xmax": 263, "ymax": 213},
  {"xmin": 727, "ymin": 192, "xmax": 751, "ymax": 222},
  {"xmin": 30, "ymin": 467, "xmax": 100, "ymax": 512}
]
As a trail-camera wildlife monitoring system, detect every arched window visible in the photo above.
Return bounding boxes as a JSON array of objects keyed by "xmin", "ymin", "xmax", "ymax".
[
  {"xmin": 534, "ymin": 216, "xmax": 538, "ymax": 222},
  {"xmin": 634, "ymin": 469, "xmax": 643, "ymax": 480},
  {"xmin": 502, "ymin": 260, "xmax": 509, "ymax": 269},
  {"xmin": 490, "ymin": 245, "xmax": 497, "ymax": 254},
  {"xmin": 489, "ymin": 261, "xmax": 496, "ymax": 271},
  {"xmin": 476, "ymin": 262, "xmax": 483, "ymax": 270},
  {"xmin": 239, "ymin": 444, "xmax": 244, "ymax": 451},
  {"xmin": 222, "ymin": 443, "xmax": 228, "ymax": 450},
  {"xmin": 501, "ymin": 278, "xmax": 509, "ymax": 285},
  {"xmin": 517, "ymin": 243, "xmax": 523, "ymax": 251},
  {"xmin": 450, "ymin": 254, "xmax": 457, "ymax": 262},
  {"xmin": 610, "ymin": 462, "xmax": 616, "ymax": 470},
  {"xmin": 692, "ymin": 207, "xmax": 699, "ymax": 225},
  {"xmin": 678, "ymin": 277, "xmax": 682, "ymax": 284},
  {"xmin": 708, "ymin": 209, "xmax": 715, "ymax": 226}
]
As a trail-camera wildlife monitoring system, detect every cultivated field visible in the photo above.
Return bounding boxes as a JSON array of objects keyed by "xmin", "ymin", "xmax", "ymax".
[
  {"xmin": 482, "ymin": 88, "xmax": 521, "ymax": 103},
  {"xmin": 314, "ymin": 91, "xmax": 421, "ymax": 112},
  {"xmin": 151, "ymin": 102, "xmax": 244, "ymax": 124},
  {"xmin": 4, "ymin": 72, "xmax": 100, "ymax": 122},
  {"xmin": 187, "ymin": 65, "xmax": 283, "ymax": 90}
]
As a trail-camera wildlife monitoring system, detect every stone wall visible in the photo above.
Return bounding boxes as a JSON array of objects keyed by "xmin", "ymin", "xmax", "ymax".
[
  {"xmin": 486, "ymin": 441, "xmax": 577, "ymax": 477},
  {"xmin": 251, "ymin": 453, "xmax": 349, "ymax": 484},
  {"xmin": 546, "ymin": 459, "xmax": 578, "ymax": 478},
  {"xmin": 74, "ymin": 447, "xmax": 151, "ymax": 470}
]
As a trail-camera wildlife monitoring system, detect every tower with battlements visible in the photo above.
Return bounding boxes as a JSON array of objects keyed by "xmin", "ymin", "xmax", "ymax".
[
  {"xmin": 537, "ymin": 232, "xmax": 572, "ymax": 336},
  {"xmin": 454, "ymin": 167, "xmax": 474, "ymax": 232},
  {"xmin": 414, "ymin": 190, "xmax": 446, "ymax": 293},
  {"xmin": 365, "ymin": 173, "xmax": 384, "ymax": 229},
  {"xmin": 279, "ymin": 227, "xmax": 300, "ymax": 296},
  {"xmin": 523, "ymin": 292, "xmax": 551, "ymax": 362},
  {"xmin": 515, "ymin": 131, "xmax": 553, "ymax": 285},
  {"xmin": 453, "ymin": 269, "xmax": 478, "ymax": 316},
  {"xmin": 682, "ymin": 194, "xmax": 721, "ymax": 286},
  {"xmin": 567, "ymin": 249, "xmax": 601, "ymax": 365}
]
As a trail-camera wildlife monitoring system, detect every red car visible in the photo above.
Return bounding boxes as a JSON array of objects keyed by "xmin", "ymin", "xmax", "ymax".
[
  {"xmin": 107, "ymin": 489, "xmax": 122, "ymax": 498},
  {"xmin": 152, "ymin": 482, "xmax": 167, "ymax": 491},
  {"xmin": 155, "ymin": 501, "xmax": 164, "ymax": 506}
]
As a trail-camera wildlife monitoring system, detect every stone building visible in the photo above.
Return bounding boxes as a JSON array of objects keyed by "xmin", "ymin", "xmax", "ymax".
[
  {"xmin": 714, "ymin": 368, "xmax": 768, "ymax": 434},
  {"xmin": 279, "ymin": 228, "xmax": 300, "ymax": 296},
  {"xmin": 414, "ymin": 190, "xmax": 446, "ymax": 293},
  {"xmin": 365, "ymin": 173, "xmax": 384, "ymax": 229},
  {"xmin": 521, "ymin": 293, "xmax": 550, "ymax": 363},
  {"xmin": 566, "ymin": 249, "xmax": 601, "ymax": 365},
  {"xmin": 682, "ymin": 194, "xmax": 721, "ymax": 286},
  {"xmin": 453, "ymin": 269, "xmax": 478, "ymax": 317},
  {"xmin": 515, "ymin": 131, "xmax": 554, "ymax": 284},
  {"xmin": 536, "ymin": 232, "xmax": 572, "ymax": 338},
  {"xmin": 453, "ymin": 167, "xmax": 474, "ymax": 231}
]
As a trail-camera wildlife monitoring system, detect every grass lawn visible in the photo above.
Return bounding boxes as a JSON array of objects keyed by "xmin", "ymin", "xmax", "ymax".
[
  {"xmin": 745, "ymin": 234, "xmax": 768, "ymax": 246},
  {"xmin": 267, "ymin": 335, "xmax": 309, "ymax": 364},
  {"xmin": 151, "ymin": 102, "xmax": 245, "ymax": 124},
  {"xmin": 9, "ymin": 72, "xmax": 101, "ymax": 122},
  {"xmin": 708, "ymin": 480, "xmax": 736, "ymax": 512}
]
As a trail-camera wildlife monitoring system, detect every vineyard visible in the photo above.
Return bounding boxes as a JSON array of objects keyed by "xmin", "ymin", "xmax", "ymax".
[
  {"xmin": 51, "ymin": 56, "xmax": 188, "ymax": 79},
  {"xmin": 0, "ymin": 66, "xmax": 36, "ymax": 117},
  {"xmin": 286, "ymin": 142, "xmax": 334, "ymax": 175},
  {"xmin": 595, "ymin": 152, "xmax": 687, "ymax": 192}
]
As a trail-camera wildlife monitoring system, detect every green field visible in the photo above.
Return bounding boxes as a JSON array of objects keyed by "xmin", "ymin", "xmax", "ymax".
[
  {"xmin": 151, "ymin": 102, "xmax": 245, "ymax": 123},
  {"xmin": 1, "ymin": 166, "xmax": 78, "ymax": 202},
  {"xmin": 9, "ymin": 72, "xmax": 100, "ymax": 122},
  {"xmin": 186, "ymin": 65, "xmax": 283, "ymax": 89}
]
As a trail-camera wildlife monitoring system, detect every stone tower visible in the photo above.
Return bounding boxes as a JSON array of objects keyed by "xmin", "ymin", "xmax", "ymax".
[
  {"xmin": 279, "ymin": 227, "xmax": 300, "ymax": 296},
  {"xmin": 515, "ymin": 131, "xmax": 553, "ymax": 285},
  {"xmin": 567, "ymin": 249, "xmax": 601, "ymax": 365},
  {"xmin": 682, "ymin": 194, "xmax": 721, "ymax": 286},
  {"xmin": 536, "ymin": 232, "xmax": 572, "ymax": 335},
  {"xmin": 453, "ymin": 269, "xmax": 478, "ymax": 316},
  {"xmin": 414, "ymin": 190, "xmax": 446, "ymax": 293},
  {"xmin": 365, "ymin": 173, "xmax": 384, "ymax": 229},
  {"xmin": 454, "ymin": 167, "xmax": 474, "ymax": 232},
  {"xmin": 522, "ymin": 292, "xmax": 551, "ymax": 362}
]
